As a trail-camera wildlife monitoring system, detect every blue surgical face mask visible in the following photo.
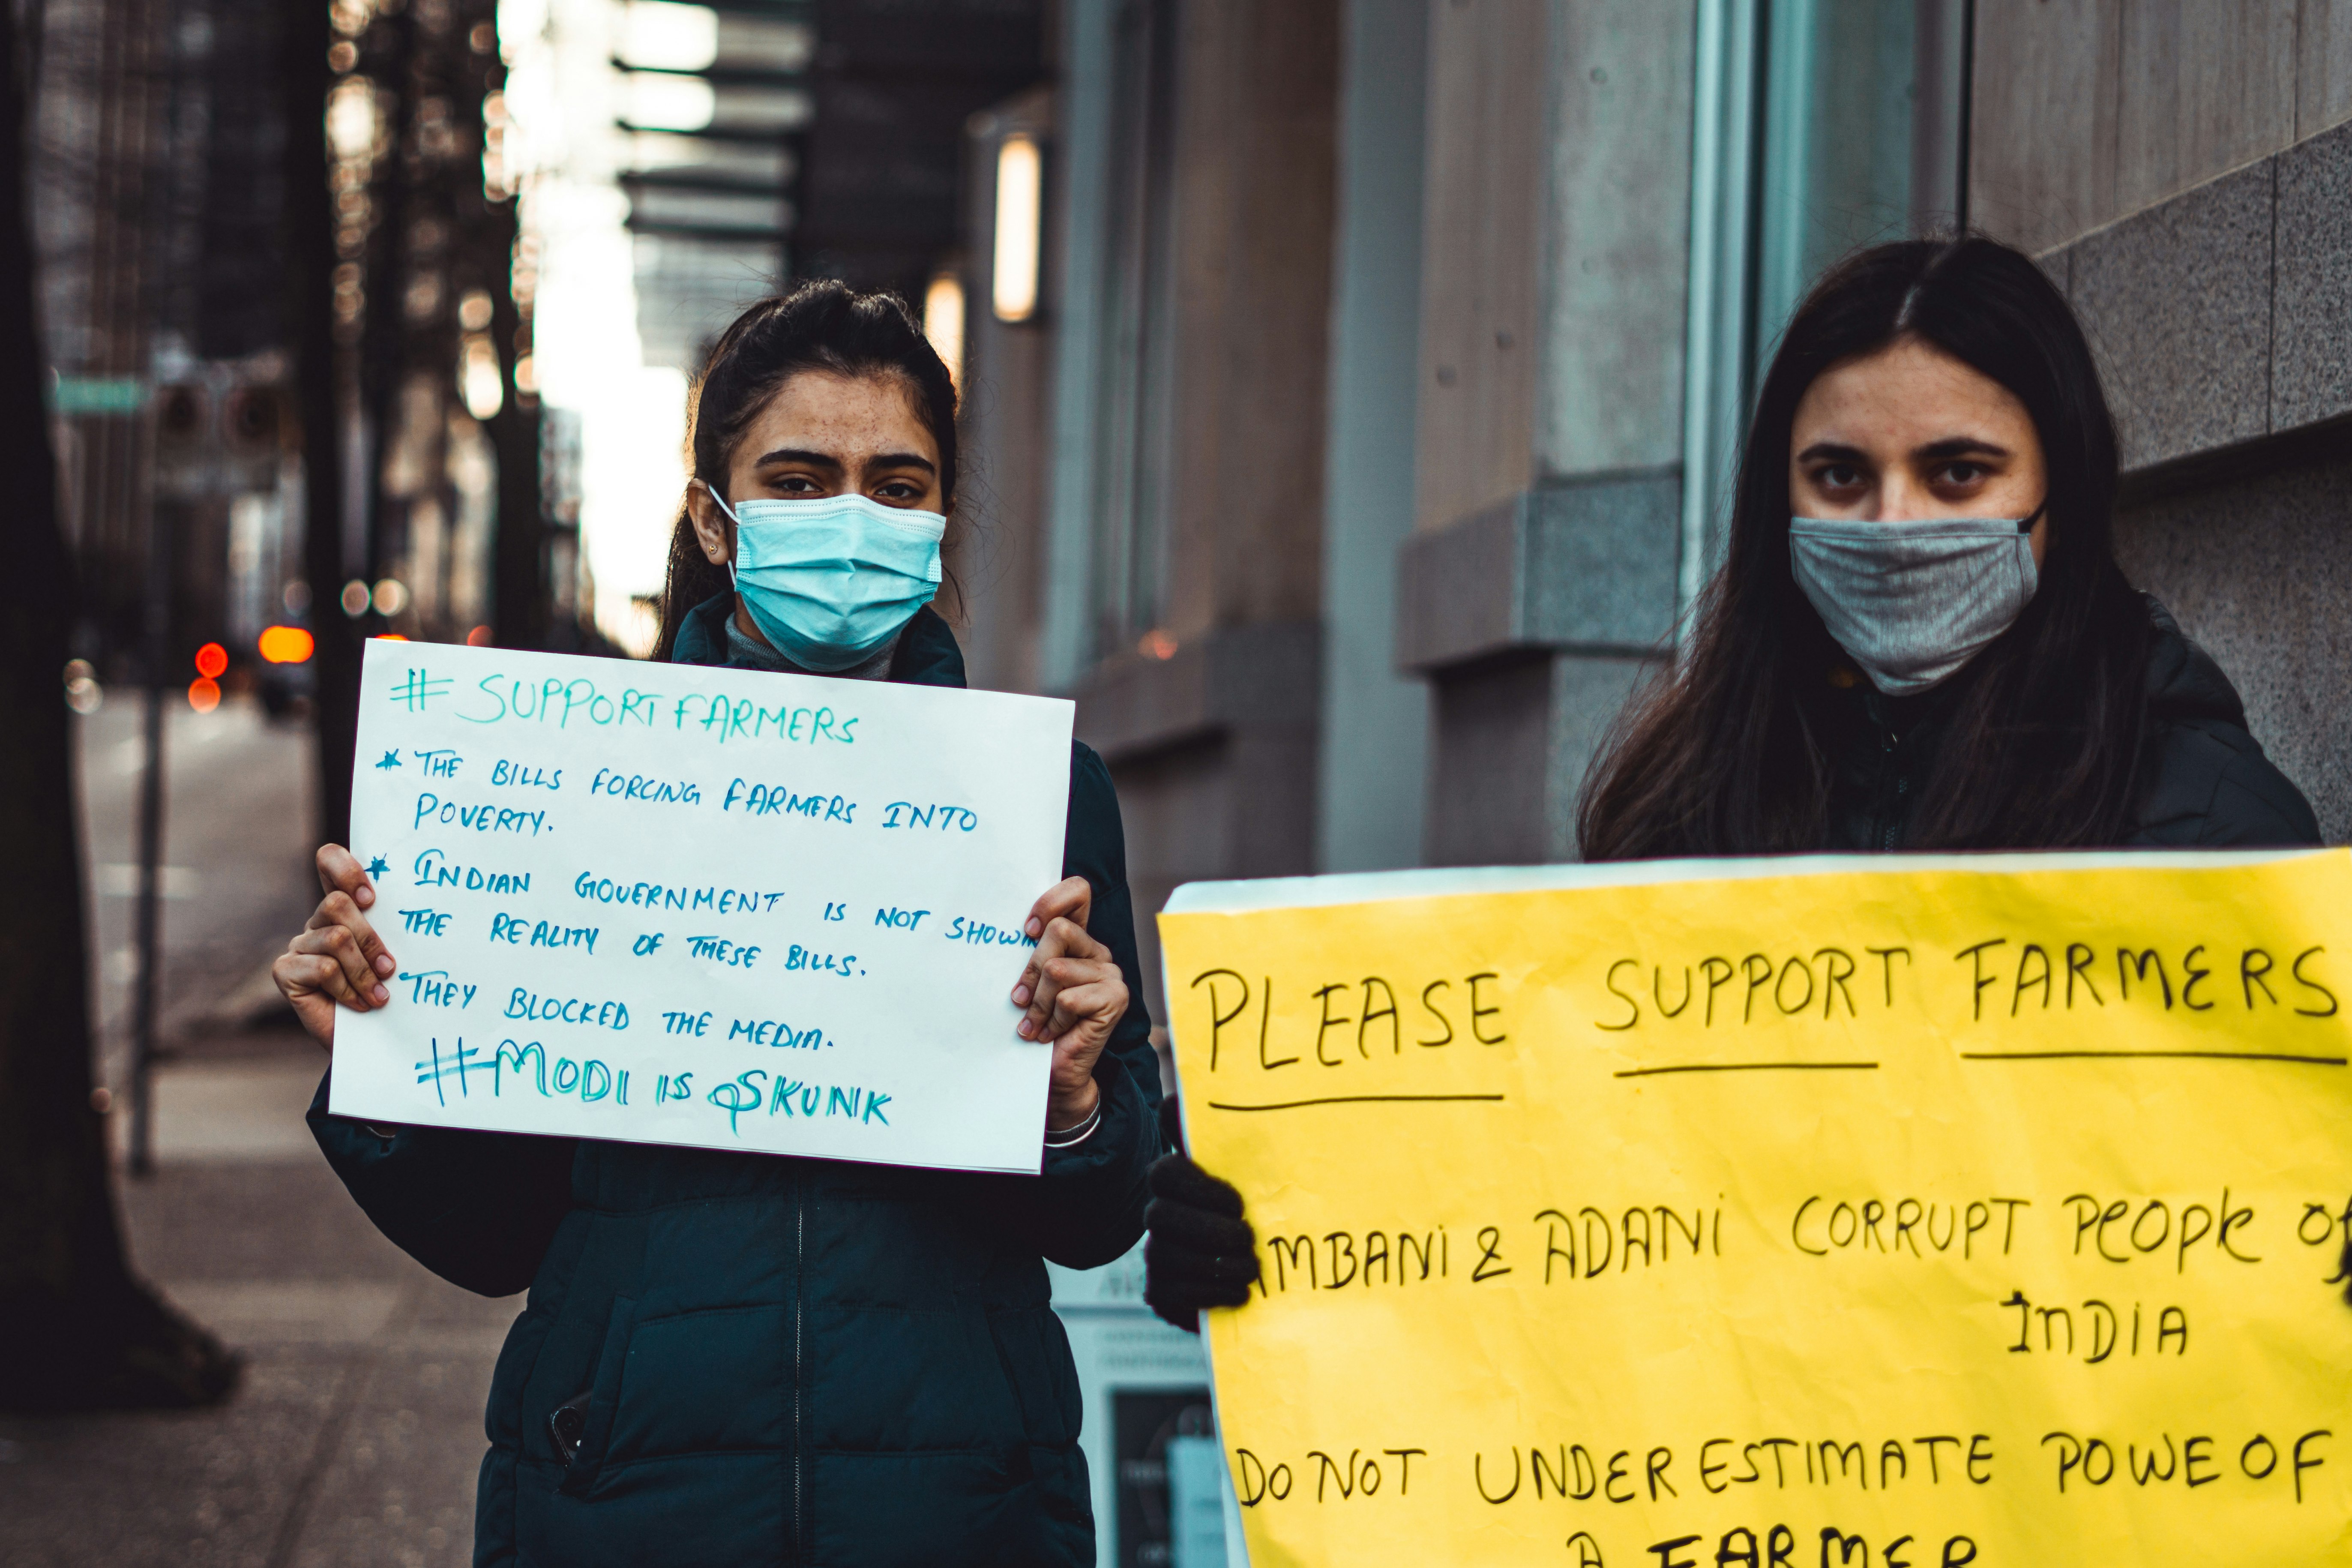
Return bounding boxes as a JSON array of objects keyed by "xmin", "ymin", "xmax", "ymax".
[
  {"xmin": 1788, "ymin": 508, "xmax": 2042, "ymax": 696},
  {"xmin": 704, "ymin": 486, "xmax": 945, "ymax": 673}
]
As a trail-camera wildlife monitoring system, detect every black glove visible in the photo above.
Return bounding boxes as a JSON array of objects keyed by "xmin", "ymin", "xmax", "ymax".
[{"xmin": 1143, "ymin": 1095, "xmax": 1260, "ymax": 1332}]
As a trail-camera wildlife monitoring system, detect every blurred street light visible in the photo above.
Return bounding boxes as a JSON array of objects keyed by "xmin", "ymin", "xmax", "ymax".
[
  {"xmin": 623, "ymin": 71, "xmax": 716, "ymax": 132},
  {"xmin": 924, "ymin": 272, "xmax": 965, "ymax": 389},
  {"xmin": 63, "ymin": 658, "xmax": 102, "ymax": 714},
  {"xmin": 258, "ymin": 625, "xmax": 315, "ymax": 664},
  {"xmin": 463, "ymin": 336, "xmax": 506, "ymax": 418},
  {"xmin": 189, "ymin": 644, "xmax": 227, "ymax": 713},
  {"xmin": 620, "ymin": 2, "xmax": 720, "ymax": 72},
  {"xmin": 992, "ymin": 134, "xmax": 1041, "ymax": 322},
  {"xmin": 326, "ymin": 77, "xmax": 381, "ymax": 161}
]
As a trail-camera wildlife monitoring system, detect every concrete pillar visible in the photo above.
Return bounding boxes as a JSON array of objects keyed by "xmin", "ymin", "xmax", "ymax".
[
  {"xmin": 1396, "ymin": 0, "xmax": 1695, "ymax": 863},
  {"xmin": 953, "ymin": 89, "xmax": 1055, "ymax": 697},
  {"xmin": 1316, "ymin": 0, "xmax": 1430, "ymax": 873},
  {"xmin": 1040, "ymin": 0, "xmax": 1342, "ymax": 1006}
]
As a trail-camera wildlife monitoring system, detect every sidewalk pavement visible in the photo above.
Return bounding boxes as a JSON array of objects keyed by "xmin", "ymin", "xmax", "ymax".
[{"xmin": 0, "ymin": 695, "xmax": 509, "ymax": 1567}]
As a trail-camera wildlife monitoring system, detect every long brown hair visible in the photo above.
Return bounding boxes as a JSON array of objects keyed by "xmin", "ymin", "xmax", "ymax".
[
  {"xmin": 1577, "ymin": 237, "xmax": 2151, "ymax": 859},
  {"xmin": 654, "ymin": 279, "xmax": 960, "ymax": 659}
]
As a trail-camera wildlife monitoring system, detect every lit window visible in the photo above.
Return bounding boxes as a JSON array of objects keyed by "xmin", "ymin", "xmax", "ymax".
[
  {"xmin": 462, "ymin": 336, "xmax": 505, "ymax": 419},
  {"xmin": 618, "ymin": 2, "xmax": 719, "ymax": 72},
  {"xmin": 624, "ymin": 72, "xmax": 716, "ymax": 132},
  {"xmin": 992, "ymin": 135, "xmax": 1042, "ymax": 323},
  {"xmin": 923, "ymin": 273, "xmax": 965, "ymax": 390}
]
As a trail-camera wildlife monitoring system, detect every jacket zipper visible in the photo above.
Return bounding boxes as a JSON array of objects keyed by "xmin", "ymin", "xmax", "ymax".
[
  {"xmin": 1879, "ymin": 727, "xmax": 1900, "ymax": 851},
  {"xmin": 793, "ymin": 1171, "xmax": 805, "ymax": 1565}
]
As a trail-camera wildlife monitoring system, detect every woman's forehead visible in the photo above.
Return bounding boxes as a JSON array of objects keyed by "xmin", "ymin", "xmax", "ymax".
[
  {"xmin": 1794, "ymin": 339, "xmax": 2031, "ymax": 444},
  {"xmin": 740, "ymin": 368, "xmax": 936, "ymax": 463}
]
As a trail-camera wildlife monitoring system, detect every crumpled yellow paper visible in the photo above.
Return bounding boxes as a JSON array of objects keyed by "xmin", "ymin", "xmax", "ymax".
[{"xmin": 1158, "ymin": 850, "xmax": 2352, "ymax": 1568}]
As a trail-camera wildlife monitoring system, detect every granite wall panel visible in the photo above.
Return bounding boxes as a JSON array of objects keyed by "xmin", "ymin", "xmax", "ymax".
[
  {"xmin": 2112, "ymin": 0, "xmax": 2299, "ymax": 217},
  {"xmin": 2300, "ymin": 0, "xmax": 2352, "ymax": 140},
  {"xmin": 1546, "ymin": 653, "xmax": 1656, "ymax": 860},
  {"xmin": 1968, "ymin": 0, "xmax": 2119, "ymax": 255},
  {"xmin": 1426, "ymin": 652, "xmax": 1552, "ymax": 866},
  {"xmin": 2115, "ymin": 448, "xmax": 2352, "ymax": 844},
  {"xmin": 2065, "ymin": 159, "xmax": 2274, "ymax": 470},
  {"xmin": 2272, "ymin": 118, "xmax": 2352, "ymax": 432},
  {"xmin": 1412, "ymin": 0, "xmax": 1546, "ymax": 534}
]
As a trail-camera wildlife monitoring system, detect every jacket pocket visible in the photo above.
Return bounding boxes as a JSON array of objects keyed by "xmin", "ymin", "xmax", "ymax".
[
  {"xmin": 986, "ymin": 1305, "xmax": 1081, "ymax": 1450},
  {"xmin": 555, "ymin": 1294, "xmax": 637, "ymax": 1497}
]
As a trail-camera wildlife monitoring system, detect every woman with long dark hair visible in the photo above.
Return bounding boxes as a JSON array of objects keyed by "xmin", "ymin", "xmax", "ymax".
[
  {"xmin": 1140, "ymin": 235, "xmax": 2319, "ymax": 1328},
  {"xmin": 279, "ymin": 280, "xmax": 1162, "ymax": 1565}
]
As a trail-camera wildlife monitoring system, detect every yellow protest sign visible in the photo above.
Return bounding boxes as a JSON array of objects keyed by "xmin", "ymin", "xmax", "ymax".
[{"xmin": 1157, "ymin": 850, "xmax": 2352, "ymax": 1568}]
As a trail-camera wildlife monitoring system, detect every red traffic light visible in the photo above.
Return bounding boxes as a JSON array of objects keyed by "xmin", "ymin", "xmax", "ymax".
[{"xmin": 193, "ymin": 641, "xmax": 228, "ymax": 678}]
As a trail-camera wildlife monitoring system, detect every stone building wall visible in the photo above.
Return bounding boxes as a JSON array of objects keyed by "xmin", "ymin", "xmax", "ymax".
[{"xmin": 1973, "ymin": 3, "xmax": 2352, "ymax": 842}]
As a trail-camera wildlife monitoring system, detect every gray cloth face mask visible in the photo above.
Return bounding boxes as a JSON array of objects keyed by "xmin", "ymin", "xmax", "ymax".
[{"xmin": 1788, "ymin": 510, "xmax": 2041, "ymax": 696}]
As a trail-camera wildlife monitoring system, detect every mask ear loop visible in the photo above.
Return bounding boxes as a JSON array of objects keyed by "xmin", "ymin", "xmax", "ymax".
[
  {"xmin": 695, "ymin": 479, "xmax": 743, "ymax": 582},
  {"xmin": 2015, "ymin": 501, "xmax": 2047, "ymax": 534}
]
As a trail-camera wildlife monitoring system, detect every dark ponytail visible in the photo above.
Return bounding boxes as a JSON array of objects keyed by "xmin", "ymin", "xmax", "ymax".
[{"xmin": 655, "ymin": 279, "xmax": 959, "ymax": 659}]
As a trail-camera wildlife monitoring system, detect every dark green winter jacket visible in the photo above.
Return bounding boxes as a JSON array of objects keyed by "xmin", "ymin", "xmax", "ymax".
[{"xmin": 309, "ymin": 599, "xmax": 1162, "ymax": 1566}]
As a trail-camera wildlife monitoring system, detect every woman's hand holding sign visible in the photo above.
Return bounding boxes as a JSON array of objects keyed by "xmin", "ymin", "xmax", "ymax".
[
  {"xmin": 274, "ymin": 843, "xmax": 396, "ymax": 1051},
  {"xmin": 1013, "ymin": 876, "xmax": 1128, "ymax": 1133}
]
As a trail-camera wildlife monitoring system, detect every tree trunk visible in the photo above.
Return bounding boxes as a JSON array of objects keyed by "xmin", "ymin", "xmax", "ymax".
[{"xmin": 0, "ymin": 0, "xmax": 235, "ymax": 1412}]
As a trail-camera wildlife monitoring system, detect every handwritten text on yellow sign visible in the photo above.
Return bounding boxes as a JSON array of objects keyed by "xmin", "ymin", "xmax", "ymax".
[{"xmin": 1160, "ymin": 851, "xmax": 2352, "ymax": 1568}]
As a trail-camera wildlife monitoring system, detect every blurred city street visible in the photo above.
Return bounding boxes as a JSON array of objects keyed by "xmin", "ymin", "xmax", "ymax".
[
  {"xmin": 0, "ymin": 0, "xmax": 2343, "ymax": 1562},
  {"xmin": 0, "ymin": 698, "xmax": 505, "ymax": 1568}
]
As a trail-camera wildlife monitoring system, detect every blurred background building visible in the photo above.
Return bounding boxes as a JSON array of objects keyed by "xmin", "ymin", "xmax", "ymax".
[
  {"xmin": 32, "ymin": 0, "xmax": 2347, "ymax": 885},
  {"xmin": 945, "ymin": 0, "xmax": 2352, "ymax": 1028}
]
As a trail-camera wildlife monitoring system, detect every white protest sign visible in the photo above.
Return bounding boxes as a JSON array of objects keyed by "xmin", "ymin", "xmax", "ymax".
[{"xmin": 328, "ymin": 638, "xmax": 1074, "ymax": 1174}]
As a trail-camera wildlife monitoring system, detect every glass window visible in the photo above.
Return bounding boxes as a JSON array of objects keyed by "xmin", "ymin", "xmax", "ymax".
[
  {"xmin": 1679, "ymin": 0, "xmax": 1969, "ymax": 608},
  {"xmin": 1088, "ymin": 0, "xmax": 1180, "ymax": 661},
  {"xmin": 1755, "ymin": 0, "xmax": 1969, "ymax": 352}
]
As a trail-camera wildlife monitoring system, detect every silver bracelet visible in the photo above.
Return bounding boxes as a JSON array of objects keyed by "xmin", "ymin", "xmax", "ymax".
[{"xmin": 1043, "ymin": 1100, "xmax": 1104, "ymax": 1149}]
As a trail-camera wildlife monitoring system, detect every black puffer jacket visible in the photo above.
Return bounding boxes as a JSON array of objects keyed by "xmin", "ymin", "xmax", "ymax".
[
  {"xmin": 311, "ymin": 601, "xmax": 1160, "ymax": 1567},
  {"xmin": 1823, "ymin": 599, "xmax": 2321, "ymax": 851}
]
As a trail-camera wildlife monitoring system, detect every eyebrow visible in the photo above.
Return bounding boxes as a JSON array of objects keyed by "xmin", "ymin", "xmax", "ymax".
[
  {"xmin": 1915, "ymin": 437, "xmax": 2011, "ymax": 460},
  {"xmin": 1794, "ymin": 437, "xmax": 2013, "ymax": 464},
  {"xmin": 749, "ymin": 446, "xmax": 937, "ymax": 475},
  {"xmin": 750, "ymin": 447, "xmax": 841, "ymax": 471}
]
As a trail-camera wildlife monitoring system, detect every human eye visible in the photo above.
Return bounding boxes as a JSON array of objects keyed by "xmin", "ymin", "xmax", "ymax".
[{"xmin": 1812, "ymin": 462, "xmax": 1865, "ymax": 492}]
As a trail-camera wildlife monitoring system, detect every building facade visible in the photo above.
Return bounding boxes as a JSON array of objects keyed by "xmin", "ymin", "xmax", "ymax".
[{"xmin": 950, "ymin": 0, "xmax": 2352, "ymax": 1030}]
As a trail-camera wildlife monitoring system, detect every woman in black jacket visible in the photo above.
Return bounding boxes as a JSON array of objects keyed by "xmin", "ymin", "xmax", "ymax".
[
  {"xmin": 278, "ymin": 282, "xmax": 1161, "ymax": 1566},
  {"xmin": 1143, "ymin": 235, "xmax": 2321, "ymax": 1328}
]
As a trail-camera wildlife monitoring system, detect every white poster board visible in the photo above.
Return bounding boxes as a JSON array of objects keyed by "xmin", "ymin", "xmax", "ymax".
[{"xmin": 327, "ymin": 638, "xmax": 1075, "ymax": 1175}]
